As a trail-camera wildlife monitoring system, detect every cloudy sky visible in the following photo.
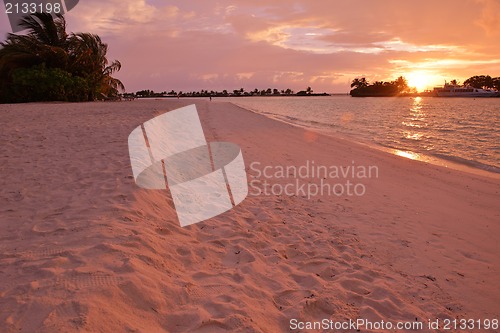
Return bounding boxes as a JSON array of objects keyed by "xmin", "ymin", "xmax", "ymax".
[{"xmin": 1, "ymin": 0, "xmax": 499, "ymax": 93}]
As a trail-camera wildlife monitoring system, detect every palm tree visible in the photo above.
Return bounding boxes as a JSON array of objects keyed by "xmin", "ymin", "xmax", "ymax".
[
  {"xmin": 98, "ymin": 60, "xmax": 124, "ymax": 97},
  {"xmin": 68, "ymin": 32, "xmax": 124, "ymax": 99},
  {"xmin": 0, "ymin": 13, "xmax": 123, "ymax": 102},
  {"xmin": 0, "ymin": 14, "xmax": 67, "ymax": 89},
  {"xmin": 393, "ymin": 76, "xmax": 408, "ymax": 93},
  {"xmin": 350, "ymin": 78, "xmax": 368, "ymax": 89}
]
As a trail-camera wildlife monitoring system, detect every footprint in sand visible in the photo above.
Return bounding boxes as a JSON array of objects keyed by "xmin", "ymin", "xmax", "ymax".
[
  {"xmin": 222, "ymin": 247, "xmax": 256, "ymax": 265},
  {"xmin": 273, "ymin": 289, "xmax": 312, "ymax": 309},
  {"xmin": 155, "ymin": 227, "xmax": 171, "ymax": 235},
  {"xmin": 5, "ymin": 191, "xmax": 24, "ymax": 202},
  {"xmin": 46, "ymin": 301, "xmax": 89, "ymax": 329},
  {"xmin": 176, "ymin": 246, "xmax": 191, "ymax": 256},
  {"xmin": 339, "ymin": 278, "xmax": 372, "ymax": 296},
  {"xmin": 194, "ymin": 319, "xmax": 229, "ymax": 332},
  {"xmin": 32, "ymin": 221, "xmax": 67, "ymax": 234}
]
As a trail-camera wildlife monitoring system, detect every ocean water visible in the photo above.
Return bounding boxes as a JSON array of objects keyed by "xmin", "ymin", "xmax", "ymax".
[{"xmin": 218, "ymin": 96, "xmax": 500, "ymax": 174}]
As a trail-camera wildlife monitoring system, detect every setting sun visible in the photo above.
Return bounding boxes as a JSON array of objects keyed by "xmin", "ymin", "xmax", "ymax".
[{"xmin": 406, "ymin": 71, "xmax": 437, "ymax": 92}]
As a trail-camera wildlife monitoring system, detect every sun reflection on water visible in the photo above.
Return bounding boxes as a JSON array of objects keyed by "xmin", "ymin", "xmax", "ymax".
[
  {"xmin": 402, "ymin": 97, "xmax": 426, "ymax": 141},
  {"xmin": 403, "ymin": 132, "xmax": 423, "ymax": 140},
  {"xmin": 393, "ymin": 150, "xmax": 422, "ymax": 160}
]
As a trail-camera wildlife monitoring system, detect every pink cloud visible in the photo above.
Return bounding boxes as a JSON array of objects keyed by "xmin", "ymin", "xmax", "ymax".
[{"xmin": 1, "ymin": 0, "xmax": 499, "ymax": 93}]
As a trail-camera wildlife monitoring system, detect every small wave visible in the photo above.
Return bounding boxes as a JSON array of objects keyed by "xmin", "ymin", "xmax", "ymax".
[
  {"xmin": 271, "ymin": 115, "xmax": 337, "ymax": 130},
  {"xmin": 436, "ymin": 128, "xmax": 455, "ymax": 133},
  {"xmin": 431, "ymin": 153, "xmax": 500, "ymax": 174},
  {"xmin": 367, "ymin": 141, "xmax": 500, "ymax": 174},
  {"xmin": 230, "ymin": 98, "xmax": 500, "ymax": 176}
]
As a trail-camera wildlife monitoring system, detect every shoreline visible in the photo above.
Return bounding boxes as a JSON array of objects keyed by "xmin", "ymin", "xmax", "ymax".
[
  {"xmin": 202, "ymin": 100, "xmax": 500, "ymax": 320},
  {"xmin": 1, "ymin": 99, "xmax": 499, "ymax": 331},
  {"xmin": 227, "ymin": 100, "xmax": 500, "ymax": 180}
]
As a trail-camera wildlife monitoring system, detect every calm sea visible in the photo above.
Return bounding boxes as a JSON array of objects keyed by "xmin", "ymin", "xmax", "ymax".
[{"xmin": 218, "ymin": 96, "xmax": 500, "ymax": 175}]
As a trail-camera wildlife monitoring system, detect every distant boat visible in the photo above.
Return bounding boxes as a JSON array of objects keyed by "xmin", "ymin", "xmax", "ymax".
[{"xmin": 433, "ymin": 82, "xmax": 499, "ymax": 97}]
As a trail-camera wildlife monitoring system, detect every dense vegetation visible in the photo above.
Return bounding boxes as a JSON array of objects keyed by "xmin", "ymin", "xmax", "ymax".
[
  {"xmin": 129, "ymin": 86, "xmax": 329, "ymax": 98},
  {"xmin": 349, "ymin": 76, "xmax": 410, "ymax": 97},
  {"xmin": 0, "ymin": 13, "xmax": 124, "ymax": 103},
  {"xmin": 350, "ymin": 75, "xmax": 500, "ymax": 97},
  {"xmin": 463, "ymin": 75, "xmax": 500, "ymax": 90}
]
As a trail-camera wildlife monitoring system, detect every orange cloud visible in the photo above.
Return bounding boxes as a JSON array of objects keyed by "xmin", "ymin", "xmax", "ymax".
[{"xmin": 3, "ymin": 0, "xmax": 496, "ymax": 93}]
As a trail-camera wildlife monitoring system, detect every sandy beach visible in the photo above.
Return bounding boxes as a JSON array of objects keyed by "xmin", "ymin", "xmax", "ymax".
[{"xmin": 0, "ymin": 99, "xmax": 499, "ymax": 332}]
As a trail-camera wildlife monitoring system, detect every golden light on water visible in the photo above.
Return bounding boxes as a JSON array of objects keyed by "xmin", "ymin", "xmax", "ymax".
[
  {"xmin": 403, "ymin": 132, "xmax": 423, "ymax": 140},
  {"xmin": 341, "ymin": 112, "xmax": 354, "ymax": 123},
  {"xmin": 395, "ymin": 97, "xmax": 426, "ymax": 161},
  {"xmin": 394, "ymin": 150, "xmax": 422, "ymax": 160},
  {"xmin": 410, "ymin": 96, "xmax": 423, "ymax": 115},
  {"xmin": 402, "ymin": 96, "xmax": 425, "ymax": 140}
]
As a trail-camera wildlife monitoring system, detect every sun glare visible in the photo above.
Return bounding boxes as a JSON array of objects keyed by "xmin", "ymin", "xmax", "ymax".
[{"xmin": 406, "ymin": 71, "xmax": 434, "ymax": 92}]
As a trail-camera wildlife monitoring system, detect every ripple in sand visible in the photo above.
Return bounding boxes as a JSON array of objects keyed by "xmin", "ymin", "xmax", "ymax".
[
  {"xmin": 56, "ymin": 272, "xmax": 124, "ymax": 289},
  {"xmin": 186, "ymin": 284, "xmax": 236, "ymax": 300},
  {"xmin": 21, "ymin": 247, "xmax": 69, "ymax": 260}
]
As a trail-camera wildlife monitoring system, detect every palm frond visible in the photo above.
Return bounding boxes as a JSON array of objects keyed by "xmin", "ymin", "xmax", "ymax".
[{"xmin": 1, "ymin": 13, "xmax": 124, "ymax": 102}]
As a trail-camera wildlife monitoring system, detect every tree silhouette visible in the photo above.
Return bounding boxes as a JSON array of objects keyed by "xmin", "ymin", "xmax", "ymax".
[
  {"xmin": 350, "ymin": 76, "xmax": 409, "ymax": 97},
  {"xmin": 493, "ymin": 77, "xmax": 500, "ymax": 90},
  {"xmin": 393, "ymin": 76, "xmax": 408, "ymax": 93},
  {"xmin": 350, "ymin": 78, "xmax": 369, "ymax": 89},
  {"xmin": 0, "ymin": 13, "xmax": 124, "ymax": 102},
  {"xmin": 464, "ymin": 75, "xmax": 494, "ymax": 89}
]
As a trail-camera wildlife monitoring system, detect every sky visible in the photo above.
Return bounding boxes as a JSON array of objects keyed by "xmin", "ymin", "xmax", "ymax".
[{"xmin": 1, "ymin": 0, "xmax": 500, "ymax": 93}]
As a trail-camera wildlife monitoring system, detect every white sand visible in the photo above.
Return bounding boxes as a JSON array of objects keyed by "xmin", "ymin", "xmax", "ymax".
[{"xmin": 0, "ymin": 100, "xmax": 498, "ymax": 332}]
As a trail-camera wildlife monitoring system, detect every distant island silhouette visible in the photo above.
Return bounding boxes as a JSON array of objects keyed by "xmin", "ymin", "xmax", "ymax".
[
  {"xmin": 350, "ymin": 75, "xmax": 500, "ymax": 97},
  {"xmin": 126, "ymin": 87, "xmax": 331, "ymax": 99}
]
